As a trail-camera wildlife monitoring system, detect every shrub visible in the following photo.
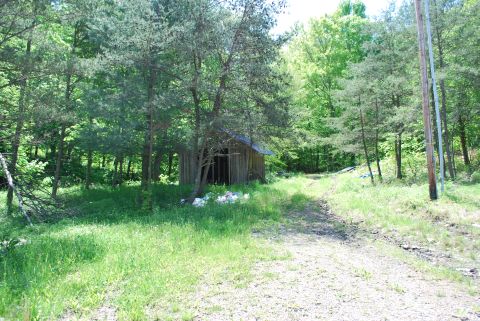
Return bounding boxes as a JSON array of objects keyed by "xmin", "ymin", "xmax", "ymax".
[
  {"xmin": 16, "ymin": 158, "xmax": 48, "ymax": 189},
  {"xmin": 471, "ymin": 171, "xmax": 480, "ymax": 184}
]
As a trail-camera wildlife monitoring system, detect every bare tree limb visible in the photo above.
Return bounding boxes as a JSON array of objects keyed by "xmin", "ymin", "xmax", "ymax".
[{"xmin": 0, "ymin": 152, "xmax": 33, "ymax": 225}]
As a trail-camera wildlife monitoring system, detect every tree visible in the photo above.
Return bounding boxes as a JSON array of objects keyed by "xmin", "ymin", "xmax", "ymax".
[
  {"xmin": 178, "ymin": 0, "xmax": 288, "ymax": 199},
  {"xmin": 91, "ymin": 0, "xmax": 181, "ymax": 207},
  {"xmin": 1, "ymin": 1, "xmax": 51, "ymax": 212},
  {"xmin": 448, "ymin": 0, "xmax": 480, "ymax": 171},
  {"xmin": 281, "ymin": 2, "xmax": 370, "ymax": 172},
  {"xmin": 50, "ymin": 0, "xmax": 98, "ymax": 198}
]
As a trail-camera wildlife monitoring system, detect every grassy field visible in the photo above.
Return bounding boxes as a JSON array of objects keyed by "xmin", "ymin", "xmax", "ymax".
[
  {"xmin": 0, "ymin": 173, "xmax": 479, "ymax": 320},
  {"xmin": 0, "ymin": 182, "xmax": 300, "ymax": 320}
]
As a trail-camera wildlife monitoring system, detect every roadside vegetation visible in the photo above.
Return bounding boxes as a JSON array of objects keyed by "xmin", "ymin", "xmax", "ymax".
[
  {"xmin": 1, "ymin": 167, "xmax": 478, "ymax": 319},
  {"xmin": 287, "ymin": 171, "xmax": 480, "ymax": 282},
  {"xmin": 0, "ymin": 183, "xmax": 293, "ymax": 320}
]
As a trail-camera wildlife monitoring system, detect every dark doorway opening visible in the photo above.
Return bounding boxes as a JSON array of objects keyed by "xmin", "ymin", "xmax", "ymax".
[{"xmin": 207, "ymin": 149, "xmax": 230, "ymax": 185}]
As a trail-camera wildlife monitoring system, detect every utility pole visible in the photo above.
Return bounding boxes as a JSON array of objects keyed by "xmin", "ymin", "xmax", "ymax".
[
  {"xmin": 425, "ymin": 0, "xmax": 444, "ymax": 193},
  {"xmin": 414, "ymin": 0, "xmax": 438, "ymax": 201}
]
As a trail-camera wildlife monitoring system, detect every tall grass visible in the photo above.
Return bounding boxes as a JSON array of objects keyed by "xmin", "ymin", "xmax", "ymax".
[{"xmin": 0, "ymin": 181, "xmax": 301, "ymax": 320}]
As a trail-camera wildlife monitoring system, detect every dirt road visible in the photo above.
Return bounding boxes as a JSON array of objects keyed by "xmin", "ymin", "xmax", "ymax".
[{"xmin": 189, "ymin": 190, "xmax": 479, "ymax": 320}]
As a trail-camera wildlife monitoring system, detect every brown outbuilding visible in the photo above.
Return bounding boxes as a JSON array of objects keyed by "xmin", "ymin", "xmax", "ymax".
[{"xmin": 179, "ymin": 130, "xmax": 273, "ymax": 185}]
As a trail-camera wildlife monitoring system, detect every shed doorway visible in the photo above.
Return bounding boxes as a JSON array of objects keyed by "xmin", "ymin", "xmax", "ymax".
[{"xmin": 206, "ymin": 149, "xmax": 230, "ymax": 185}]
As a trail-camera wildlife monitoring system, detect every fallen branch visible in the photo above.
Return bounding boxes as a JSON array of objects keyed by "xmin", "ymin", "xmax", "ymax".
[{"xmin": 0, "ymin": 152, "xmax": 33, "ymax": 225}]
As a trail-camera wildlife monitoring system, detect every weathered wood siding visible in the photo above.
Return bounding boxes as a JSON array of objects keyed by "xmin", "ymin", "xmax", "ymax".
[
  {"xmin": 229, "ymin": 145, "xmax": 248, "ymax": 184},
  {"xmin": 248, "ymin": 151, "xmax": 265, "ymax": 181},
  {"xmin": 179, "ymin": 150, "xmax": 196, "ymax": 184},
  {"xmin": 179, "ymin": 141, "xmax": 266, "ymax": 185}
]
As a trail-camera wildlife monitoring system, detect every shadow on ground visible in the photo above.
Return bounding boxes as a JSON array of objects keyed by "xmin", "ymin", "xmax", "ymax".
[
  {"xmin": 3, "ymin": 183, "xmax": 286, "ymax": 234},
  {"xmin": 284, "ymin": 197, "xmax": 359, "ymax": 241},
  {"xmin": 253, "ymin": 191, "xmax": 359, "ymax": 243}
]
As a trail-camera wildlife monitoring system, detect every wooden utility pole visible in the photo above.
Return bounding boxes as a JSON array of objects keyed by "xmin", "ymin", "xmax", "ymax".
[
  {"xmin": 425, "ymin": 0, "xmax": 444, "ymax": 193},
  {"xmin": 414, "ymin": 0, "xmax": 438, "ymax": 200}
]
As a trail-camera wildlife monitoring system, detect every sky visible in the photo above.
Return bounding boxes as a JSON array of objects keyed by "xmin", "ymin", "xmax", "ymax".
[{"xmin": 272, "ymin": 0, "xmax": 394, "ymax": 34}]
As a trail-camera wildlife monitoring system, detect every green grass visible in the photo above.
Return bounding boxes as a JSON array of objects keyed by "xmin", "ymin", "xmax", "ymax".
[
  {"xmin": 353, "ymin": 267, "xmax": 373, "ymax": 280},
  {"xmin": 287, "ymin": 171, "xmax": 480, "ymax": 285},
  {"xmin": 0, "ymin": 181, "xmax": 304, "ymax": 321},
  {"xmin": 1, "ymin": 172, "xmax": 478, "ymax": 319}
]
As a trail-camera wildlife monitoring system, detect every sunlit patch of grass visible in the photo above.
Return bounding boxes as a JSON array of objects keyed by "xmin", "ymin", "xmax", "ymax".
[
  {"xmin": 288, "ymin": 193, "xmax": 311, "ymax": 211},
  {"xmin": 262, "ymin": 271, "xmax": 279, "ymax": 280},
  {"xmin": 0, "ymin": 182, "xmax": 299, "ymax": 320},
  {"xmin": 181, "ymin": 311, "xmax": 195, "ymax": 321}
]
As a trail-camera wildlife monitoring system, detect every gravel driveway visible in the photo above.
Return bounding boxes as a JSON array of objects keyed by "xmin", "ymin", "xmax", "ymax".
[{"xmin": 188, "ymin": 199, "xmax": 480, "ymax": 321}]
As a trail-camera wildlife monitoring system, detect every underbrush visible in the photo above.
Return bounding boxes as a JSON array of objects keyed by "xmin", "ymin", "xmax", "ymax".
[{"xmin": 0, "ymin": 180, "xmax": 304, "ymax": 320}]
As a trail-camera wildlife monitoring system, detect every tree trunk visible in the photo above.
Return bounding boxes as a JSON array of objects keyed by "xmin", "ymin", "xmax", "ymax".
[
  {"xmin": 52, "ymin": 125, "xmax": 66, "ymax": 198},
  {"xmin": 374, "ymin": 98, "xmax": 382, "ymax": 181},
  {"xmin": 126, "ymin": 158, "xmax": 132, "ymax": 180},
  {"xmin": 141, "ymin": 143, "xmax": 150, "ymax": 186},
  {"xmin": 52, "ymin": 25, "xmax": 78, "ymax": 198},
  {"xmin": 439, "ymin": 79, "xmax": 454, "ymax": 179},
  {"xmin": 49, "ymin": 144, "xmax": 56, "ymax": 162},
  {"xmin": 52, "ymin": 65, "xmax": 73, "ymax": 198},
  {"xmin": 451, "ymin": 136, "xmax": 456, "ymax": 176},
  {"xmin": 431, "ymin": 88, "xmax": 446, "ymax": 178},
  {"xmin": 199, "ymin": 156, "xmax": 213, "ymax": 195},
  {"xmin": 152, "ymin": 151, "xmax": 162, "ymax": 182},
  {"xmin": 140, "ymin": 67, "xmax": 156, "ymax": 209},
  {"xmin": 112, "ymin": 156, "xmax": 119, "ymax": 187},
  {"xmin": 192, "ymin": 68, "xmax": 201, "ymax": 175},
  {"xmin": 85, "ymin": 148, "xmax": 93, "ymax": 189},
  {"xmin": 359, "ymin": 107, "xmax": 374, "ymax": 185},
  {"xmin": 6, "ymin": 35, "xmax": 32, "ymax": 214},
  {"xmin": 189, "ymin": 142, "xmax": 208, "ymax": 200},
  {"xmin": 458, "ymin": 114, "xmax": 470, "ymax": 168},
  {"xmin": 101, "ymin": 155, "xmax": 106, "ymax": 168},
  {"xmin": 190, "ymin": 52, "xmax": 202, "ymax": 194},
  {"xmin": 0, "ymin": 153, "xmax": 32, "ymax": 225},
  {"xmin": 119, "ymin": 156, "xmax": 124, "ymax": 186},
  {"xmin": 189, "ymin": 22, "xmax": 244, "ymax": 200},
  {"xmin": 395, "ymin": 133, "xmax": 403, "ymax": 179}
]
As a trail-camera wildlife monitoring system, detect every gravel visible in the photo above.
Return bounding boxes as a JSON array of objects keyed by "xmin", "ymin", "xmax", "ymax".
[{"xmin": 187, "ymin": 201, "xmax": 480, "ymax": 321}]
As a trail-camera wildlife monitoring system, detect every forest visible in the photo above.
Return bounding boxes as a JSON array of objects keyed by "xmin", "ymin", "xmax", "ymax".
[{"xmin": 0, "ymin": 0, "xmax": 479, "ymax": 320}]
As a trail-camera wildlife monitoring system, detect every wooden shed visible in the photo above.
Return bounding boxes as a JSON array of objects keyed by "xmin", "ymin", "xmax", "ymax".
[{"xmin": 179, "ymin": 130, "xmax": 273, "ymax": 185}]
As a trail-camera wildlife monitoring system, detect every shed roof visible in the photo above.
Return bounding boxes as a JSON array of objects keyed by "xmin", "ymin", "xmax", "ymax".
[{"xmin": 222, "ymin": 128, "xmax": 274, "ymax": 156}]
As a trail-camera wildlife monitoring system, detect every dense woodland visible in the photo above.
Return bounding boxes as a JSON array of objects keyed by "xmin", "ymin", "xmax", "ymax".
[
  {"xmin": 283, "ymin": 0, "xmax": 479, "ymax": 179},
  {"xmin": 1, "ymin": 0, "xmax": 479, "ymax": 219},
  {"xmin": 0, "ymin": 0, "xmax": 291, "ymax": 214}
]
